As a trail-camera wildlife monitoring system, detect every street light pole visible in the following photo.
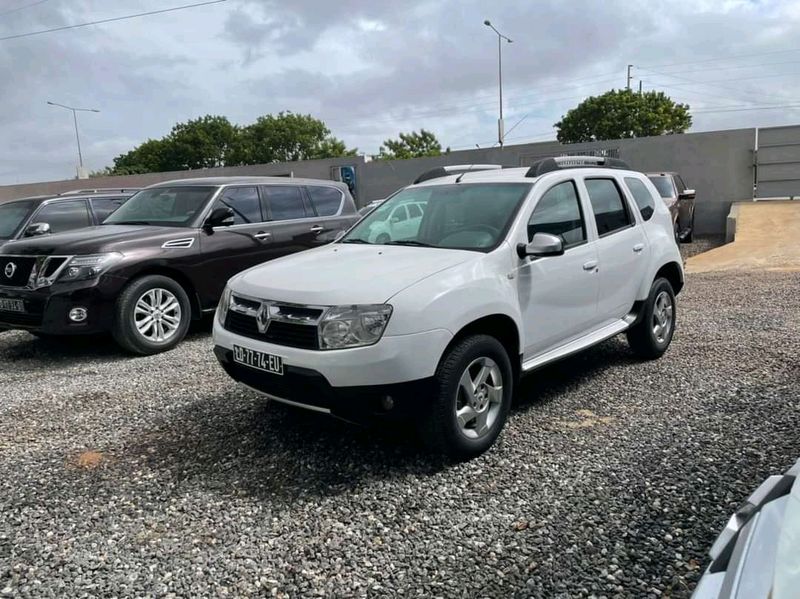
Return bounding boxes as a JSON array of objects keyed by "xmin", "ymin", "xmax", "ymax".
[
  {"xmin": 484, "ymin": 20, "xmax": 512, "ymax": 147},
  {"xmin": 47, "ymin": 101, "xmax": 100, "ymax": 178}
]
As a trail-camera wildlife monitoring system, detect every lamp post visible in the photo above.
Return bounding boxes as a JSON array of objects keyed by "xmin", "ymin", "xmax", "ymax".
[
  {"xmin": 47, "ymin": 101, "xmax": 100, "ymax": 178},
  {"xmin": 484, "ymin": 20, "xmax": 512, "ymax": 147}
]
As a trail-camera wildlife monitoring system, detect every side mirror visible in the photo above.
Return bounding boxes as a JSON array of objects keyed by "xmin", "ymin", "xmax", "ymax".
[
  {"xmin": 517, "ymin": 233, "xmax": 564, "ymax": 259},
  {"xmin": 678, "ymin": 189, "xmax": 696, "ymax": 200},
  {"xmin": 204, "ymin": 206, "xmax": 235, "ymax": 229},
  {"xmin": 390, "ymin": 216, "xmax": 401, "ymax": 224},
  {"xmin": 24, "ymin": 222, "xmax": 51, "ymax": 237}
]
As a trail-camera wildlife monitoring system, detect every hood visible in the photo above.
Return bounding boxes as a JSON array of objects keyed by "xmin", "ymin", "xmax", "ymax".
[
  {"xmin": 0, "ymin": 225, "xmax": 198, "ymax": 256},
  {"xmin": 232, "ymin": 243, "xmax": 476, "ymax": 305}
]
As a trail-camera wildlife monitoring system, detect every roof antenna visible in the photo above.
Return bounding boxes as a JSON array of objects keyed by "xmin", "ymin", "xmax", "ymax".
[{"xmin": 455, "ymin": 164, "xmax": 476, "ymax": 183}]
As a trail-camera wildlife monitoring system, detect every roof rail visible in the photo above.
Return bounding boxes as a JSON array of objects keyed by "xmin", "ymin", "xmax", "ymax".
[
  {"xmin": 59, "ymin": 188, "xmax": 141, "ymax": 196},
  {"xmin": 525, "ymin": 156, "xmax": 631, "ymax": 178},
  {"xmin": 413, "ymin": 164, "xmax": 504, "ymax": 184}
]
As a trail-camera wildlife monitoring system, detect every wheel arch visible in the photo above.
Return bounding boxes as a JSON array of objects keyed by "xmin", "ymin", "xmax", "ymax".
[
  {"xmin": 122, "ymin": 266, "xmax": 203, "ymax": 319},
  {"xmin": 654, "ymin": 261, "xmax": 684, "ymax": 295},
  {"xmin": 446, "ymin": 314, "xmax": 521, "ymax": 381}
]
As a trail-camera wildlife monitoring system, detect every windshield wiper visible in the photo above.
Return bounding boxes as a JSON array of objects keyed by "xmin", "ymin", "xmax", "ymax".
[
  {"xmin": 384, "ymin": 240, "xmax": 433, "ymax": 247},
  {"xmin": 340, "ymin": 238, "xmax": 371, "ymax": 244},
  {"xmin": 105, "ymin": 220, "xmax": 152, "ymax": 226}
]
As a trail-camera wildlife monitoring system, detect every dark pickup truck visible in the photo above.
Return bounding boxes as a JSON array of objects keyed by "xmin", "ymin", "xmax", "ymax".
[{"xmin": 0, "ymin": 177, "xmax": 358, "ymax": 354}]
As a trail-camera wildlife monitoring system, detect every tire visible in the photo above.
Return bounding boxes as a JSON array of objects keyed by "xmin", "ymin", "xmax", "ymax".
[
  {"xmin": 419, "ymin": 334, "xmax": 514, "ymax": 460},
  {"xmin": 684, "ymin": 213, "xmax": 694, "ymax": 243},
  {"xmin": 674, "ymin": 223, "xmax": 681, "ymax": 245},
  {"xmin": 111, "ymin": 275, "xmax": 191, "ymax": 355},
  {"xmin": 376, "ymin": 233, "xmax": 390, "ymax": 244},
  {"xmin": 626, "ymin": 277, "xmax": 676, "ymax": 360}
]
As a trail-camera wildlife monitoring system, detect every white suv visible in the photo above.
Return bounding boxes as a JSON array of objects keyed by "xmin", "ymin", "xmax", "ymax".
[{"xmin": 213, "ymin": 157, "xmax": 684, "ymax": 459}]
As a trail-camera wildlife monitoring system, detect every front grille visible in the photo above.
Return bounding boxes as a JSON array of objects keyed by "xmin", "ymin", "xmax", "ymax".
[
  {"xmin": 224, "ymin": 312, "xmax": 320, "ymax": 350},
  {"xmin": 42, "ymin": 258, "xmax": 67, "ymax": 278},
  {"xmin": 0, "ymin": 257, "xmax": 36, "ymax": 287}
]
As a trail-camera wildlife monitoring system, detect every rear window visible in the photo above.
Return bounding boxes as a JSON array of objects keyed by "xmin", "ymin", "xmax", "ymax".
[
  {"xmin": 585, "ymin": 178, "xmax": 633, "ymax": 236},
  {"xmin": 647, "ymin": 175, "xmax": 675, "ymax": 198},
  {"xmin": 307, "ymin": 186, "xmax": 343, "ymax": 217}
]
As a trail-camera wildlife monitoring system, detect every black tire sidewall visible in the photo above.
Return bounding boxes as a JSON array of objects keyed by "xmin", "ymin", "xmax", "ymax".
[
  {"xmin": 433, "ymin": 335, "xmax": 514, "ymax": 459},
  {"xmin": 643, "ymin": 278, "xmax": 676, "ymax": 353},
  {"xmin": 113, "ymin": 275, "xmax": 191, "ymax": 355}
]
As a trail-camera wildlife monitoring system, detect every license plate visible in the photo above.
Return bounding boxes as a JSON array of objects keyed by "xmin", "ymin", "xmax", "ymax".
[
  {"xmin": 233, "ymin": 345, "xmax": 284, "ymax": 375},
  {"xmin": 0, "ymin": 298, "xmax": 24, "ymax": 313}
]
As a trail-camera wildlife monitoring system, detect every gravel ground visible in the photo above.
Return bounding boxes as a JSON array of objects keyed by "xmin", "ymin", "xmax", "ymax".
[{"xmin": 1, "ymin": 267, "xmax": 798, "ymax": 598}]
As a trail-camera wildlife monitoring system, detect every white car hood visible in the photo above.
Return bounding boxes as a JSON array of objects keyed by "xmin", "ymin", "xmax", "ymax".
[{"xmin": 232, "ymin": 243, "xmax": 476, "ymax": 305}]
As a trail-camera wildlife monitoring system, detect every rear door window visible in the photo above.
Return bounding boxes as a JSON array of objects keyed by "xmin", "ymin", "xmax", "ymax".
[
  {"xmin": 33, "ymin": 200, "xmax": 91, "ymax": 233},
  {"xmin": 263, "ymin": 186, "xmax": 308, "ymax": 221},
  {"xmin": 624, "ymin": 177, "xmax": 656, "ymax": 221},
  {"xmin": 213, "ymin": 187, "xmax": 263, "ymax": 225},
  {"xmin": 585, "ymin": 178, "xmax": 633, "ymax": 236},
  {"xmin": 307, "ymin": 186, "xmax": 342, "ymax": 216}
]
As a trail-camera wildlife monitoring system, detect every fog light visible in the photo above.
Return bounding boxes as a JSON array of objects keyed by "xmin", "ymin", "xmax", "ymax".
[
  {"xmin": 381, "ymin": 395, "xmax": 394, "ymax": 411},
  {"xmin": 68, "ymin": 307, "xmax": 88, "ymax": 323}
]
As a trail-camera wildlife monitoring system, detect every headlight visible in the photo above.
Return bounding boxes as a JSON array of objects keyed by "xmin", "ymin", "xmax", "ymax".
[
  {"xmin": 56, "ymin": 253, "xmax": 123, "ymax": 283},
  {"xmin": 217, "ymin": 285, "xmax": 232, "ymax": 326},
  {"xmin": 319, "ymin": 304, "xmax": 392, "ymax": 349}
]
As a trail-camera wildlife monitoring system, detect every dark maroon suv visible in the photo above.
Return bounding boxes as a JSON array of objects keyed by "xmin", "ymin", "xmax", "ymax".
[{"xmin": 646, "ymin": 172, "xmax": 696, "ymax": 243}]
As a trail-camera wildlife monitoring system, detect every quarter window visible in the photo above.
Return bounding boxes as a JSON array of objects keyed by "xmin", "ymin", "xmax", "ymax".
[
  {"xmin": 624, "ymin": 177, "xmax": 656, "ymax": 221},
  {"xmin": 528, "ymin": 181, "xmax": 586, "ymax": 247},
  {"xmin": 585, "ymin": 178, "xmax": 633, "ymax": 236},
  {"xmin": 264, "ymin": 186, "xmax": 307, "ymax": 221},
  {"xmin": 34, "ymin": 200, "xmax": 91, "ymax": 233},
  {"xmin": 307, "ymin": 186, "xmax": 342, "ymax": 216},
  {"xmin": 215, "ymin": 187, "xmax": 262, "ymax": 225}
]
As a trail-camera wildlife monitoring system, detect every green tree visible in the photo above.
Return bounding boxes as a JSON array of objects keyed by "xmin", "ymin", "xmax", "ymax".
[
  {"xmin": 378, "ymin": 129, "xmax": 447, "ymax": 160},
  {"xmin": 554, "ymin": 89, "xmax": 691, "ymax": 143},
  {"xmin": 230, "ymin": 112, "xmax": 356, "ymax": 164},
  {"xmin": 110, "ymin": 138, "xmax": 173, "ymax": 175},
  {"xmin": 165, "ymin": 115, "xmax": 238, "ymax": 170}
]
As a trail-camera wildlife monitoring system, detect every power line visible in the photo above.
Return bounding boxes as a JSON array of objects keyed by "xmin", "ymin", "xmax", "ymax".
[
  {"xmin": 638, "ymin": 46, "xmax": 800, "ymax": 70},
  {"xmin": 0, "ymin": 0, "xmax": 50, "ymax": 19},
  {"xmin": 646, "ymin": 58, "xmax": 800, "ymax": 76},
  {"xmin": 0, "ymin": 0, "xmax": 228, "ymax": 42},
  {"xmin": 692, "ymin": 103, "xmax": 800, "ymax": 114}
]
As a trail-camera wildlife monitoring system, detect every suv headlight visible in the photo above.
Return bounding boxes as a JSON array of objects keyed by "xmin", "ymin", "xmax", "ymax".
[
  {"xmin": 217, "ymin": 285, "xmax": 232, "ymax": 326},
  {"xmin": 57, "ymin": 253, "xmax": 123, "ymax": 283},
  {"xmin": 319, "ymin": 304, "xmax": 392, "ymax": 349}
]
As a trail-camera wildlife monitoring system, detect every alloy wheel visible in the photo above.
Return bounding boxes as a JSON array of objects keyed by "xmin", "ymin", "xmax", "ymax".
[
  {"xmin": 652, "ymin": 290, "xmax": 674, "ymax": 344},
  {"xmin": 455, "ymin": 356, "xmax": 504, "ymax": 439},
  {"xmin": 134, "ymin": 288, "xmax": 182, "ymax": 343}
]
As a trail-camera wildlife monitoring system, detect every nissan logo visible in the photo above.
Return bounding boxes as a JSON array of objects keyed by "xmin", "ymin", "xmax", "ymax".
[{"xmin": 3, "ymin": 262, "xmax": 16, "ymax": 279}]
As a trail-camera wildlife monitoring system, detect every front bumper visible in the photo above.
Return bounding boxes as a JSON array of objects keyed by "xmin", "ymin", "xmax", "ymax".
[
  {"xmin": 0, "ymin": 275, "xmax": 127, "ymax": 335},
  {"xmin": 214, "ymin": 345, "xmax": 434, "ymax": 422}
]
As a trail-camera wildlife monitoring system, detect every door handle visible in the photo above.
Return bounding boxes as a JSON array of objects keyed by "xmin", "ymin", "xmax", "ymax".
[
  {"xmin": 633, "ymin": 243, "xmax": 644, "ymax": 253},
  {"xmin": 253, "ymin": 231, "xmax": 272, "ymax": 241},
  {"xmin": 310, "ymin": 225, "xmax": 324, "ymax": 234},
  {"xmin": 582, "ymin": 260, "xmax": 598, "ymax": 271}
]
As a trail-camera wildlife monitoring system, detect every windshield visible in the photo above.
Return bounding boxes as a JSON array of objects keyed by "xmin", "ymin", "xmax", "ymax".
[
  {"xmin": 341, "ymin": 183, "xmax": 531, "ymax": 251},
  {"xmin": 103, "ymin": 186, "xmax": 216, "ymax": 227},
  {"xmin": 0, "ymin": 200, "xmax": 35, "ymax": 239},
  {"xmin": 647, "ymin": 176, "xmax": 675, "ymax": 198}
]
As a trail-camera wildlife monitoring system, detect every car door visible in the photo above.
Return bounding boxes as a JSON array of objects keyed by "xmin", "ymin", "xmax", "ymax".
[
  {"xmin": 305, "ymin": 185, "xmax": 353, "ymax": 244},
  {"xmin": 27, "ymin": 199, "xmax": 92, "ymax": 236},
  {"xmin": 390, "ymin": 205, "xmax": 413, "ymax": 239},
  {"xmin": 674, "ymin": 175, "xmax": 694, "ymax": 227},
  {"xmin": 581, "ymin": 176, "xmax": 649, "ymax": 321},
  {"xmin": 198, "ymin": 186, "xmax": 280, "ymax": 306},
  {"xmin": 516, "ymin": 179, "xmax": 600, "ymax": 358}
]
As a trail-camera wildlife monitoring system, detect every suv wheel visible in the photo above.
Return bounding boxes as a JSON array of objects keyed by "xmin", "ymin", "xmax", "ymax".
[
  {"xmin": 420, "ymin": 334, "xmax": 513, "ymax": 460},
  {"xmin": 112, "ymin": 275, "xmax": 191, "ymax": 355},
  {"xmin": 376, "ymin": 233, "xmax": 390, "ymax": 244},
  {"xmin": 626, "ymin": 277, "xmax": 676, "ymax": 360}
]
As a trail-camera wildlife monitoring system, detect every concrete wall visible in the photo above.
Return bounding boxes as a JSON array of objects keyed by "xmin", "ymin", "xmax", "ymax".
[
  {"xmin": 756, "ymin": 125, "xmax": 800, "ymax": 198},
  {"xmin": 0, "ymin": 127, "xmax": 761, "ymax": 235}
]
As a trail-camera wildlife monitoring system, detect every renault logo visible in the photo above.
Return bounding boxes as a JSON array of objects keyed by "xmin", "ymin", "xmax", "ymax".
[
  {"xmin": 256, "ymin": 302, "xmax": 272, "ymax": 334},
  {"xmin": 3, "ymin": 262, "xmax": 16, "ymax": 279}
]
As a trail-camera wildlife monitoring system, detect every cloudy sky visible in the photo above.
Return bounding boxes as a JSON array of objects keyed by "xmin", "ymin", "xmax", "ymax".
[{"xmin": 1, "ymin": 0, "xmax": 799, "ymax": 184}]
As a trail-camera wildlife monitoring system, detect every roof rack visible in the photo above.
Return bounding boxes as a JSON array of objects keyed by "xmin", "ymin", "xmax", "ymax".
[
  {"xmin": 525, "ymin": 156, "xmax": 631, "ymax": 178},
  {"xmin": 413, "ymin": 164, "xmax": 504, "ymax": 184},
  {"xmin": 59, "ymin": 188, "xmax": 141, "ymax": 196}
]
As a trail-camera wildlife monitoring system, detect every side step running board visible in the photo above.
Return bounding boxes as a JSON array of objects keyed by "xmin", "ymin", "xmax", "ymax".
[{"xmin": 521, "ymin": 316, "xmax": 636, "ymax": 372}]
